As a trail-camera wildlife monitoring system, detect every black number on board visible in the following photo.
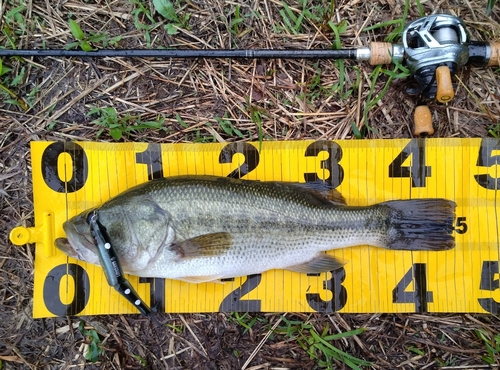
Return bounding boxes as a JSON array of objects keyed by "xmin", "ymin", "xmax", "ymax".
[
  {"xmin": 478, "ymin": 261, "xmax": 500, "ymax": 314},
  {"xmin": 219, "ymin": 143, "xmax": 260, "ymax": 179},
  {"xmin": 454, "ymin": 217, "xmax": 468, "ymax": 234},
  {"xmin": 304, "ymin": 141, "xmax": 344, "ymax": 188},
  {"xmin": 41, "ymin": 142, "xmax": 88, "ymax": 192},
  {"xmin": 219, "ymin": 274, "xmax": 262, "ymax": 311},
  {"xmin": 306, "ymin": 268, "xmax": 347, "ymax": 312},
  {"xmin": 392, "ymin": 263, "xmax": 433, "ymax": 313},
  {"xmin": 474, "ymin": 138, "xmax": 500, "ymax": 190},
  {"xmin": 139, "ymin": 277, "xmax": 166, "ymax": 313},
  {"xmin": 135, "ymin": 143, "xmax": 164, "ymax": 180},
  {"xmin": 388, "ymin": 139, "xmax": 431, "ymax": 187},
  {"xmin": 43, "ymin": 264, "xmax": 90, "ymax": 316}
]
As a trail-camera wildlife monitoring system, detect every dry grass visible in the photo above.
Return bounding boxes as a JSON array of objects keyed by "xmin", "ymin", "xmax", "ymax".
[{"xmin": 1, "ymin": 0, "xmax": 500, "ymax": 369}]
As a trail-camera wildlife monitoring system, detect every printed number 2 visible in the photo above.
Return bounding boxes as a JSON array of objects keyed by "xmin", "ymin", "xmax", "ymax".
[
  {"xmin": 219, "ymin": 274, "xmax": 262, "ymax": 311},
  {"xmin": 219, "ymin": 143, "xmax": 260, "ymax": 179},
  {"xmin": 389, "ymin": 139, "xmax": 431, "ymax": 187},
  {"xmin": 478, "ymin": 261, "xmax": 500, "ymax": 314},
  {"xmin": 392, "ymin": 263, "xmax": 433, "ymax": 313}
]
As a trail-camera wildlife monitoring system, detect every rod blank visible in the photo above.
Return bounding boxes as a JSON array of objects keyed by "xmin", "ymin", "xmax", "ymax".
[{"xmin": 0, "ymin": 48, "xmax": 359, "ymax": 59}]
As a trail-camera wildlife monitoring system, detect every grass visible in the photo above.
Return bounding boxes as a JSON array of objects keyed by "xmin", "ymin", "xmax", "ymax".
[
  {"xmin": 361, "ymin": 61, "xmax": 411, "ymax": 134},
  {"xmin": 272, "ymin": 316, "xmax": 372, "ymax": 370},
  {"xmin": 475, "ymin": 328, "xmax": 500, "ymax": 364},
  {"xmin": 230, "ymin": 313, "xmax": 372, "ymax": 369},
  {"xmin": 78, "ymin": 321, "xmax": 105, "ymax": 363},
  {"xmin": 67, "ymin": 19, "xmax": 122, "ymax": 51},
  {"xmin": 152, "ymin": 0, "xmax": 190, "ymax": 35},
  {"xmin": 362, "ymin": 0, "xmax": 412, "ymax": 42},
  {"xmin": 87, "ymin": 106, "xmax": 166, "ymax": 140}
]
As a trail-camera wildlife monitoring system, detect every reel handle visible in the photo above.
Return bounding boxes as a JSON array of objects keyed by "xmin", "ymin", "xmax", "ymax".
[
  {"xmin": 413, "ymin": 105, "xmax": 434, "ymax": 136},
  {"xmin": 435, "ymin": 66, "xmax": 454, "ymax": 103}
]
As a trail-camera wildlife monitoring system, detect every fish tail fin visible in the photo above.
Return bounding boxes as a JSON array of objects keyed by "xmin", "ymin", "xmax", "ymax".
[{"xmin": 382, "ymin": 199, "xmax": 456, "ymax": 251}]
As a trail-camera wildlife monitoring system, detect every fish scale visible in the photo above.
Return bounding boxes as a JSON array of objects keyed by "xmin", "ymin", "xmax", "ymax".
[{"xmin": 55, "ymin": 175, "xmax": 456, "ymax": 283}]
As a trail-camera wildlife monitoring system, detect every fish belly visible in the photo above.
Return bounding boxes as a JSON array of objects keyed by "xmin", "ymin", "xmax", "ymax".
[{"xmin": 133, "ymin": 217, "xmax": 383, "ymax": 280}]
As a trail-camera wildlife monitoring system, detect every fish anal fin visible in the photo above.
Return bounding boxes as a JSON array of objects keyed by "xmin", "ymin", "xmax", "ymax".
[
  {"xmin": 171, "ymin": 232, "xmax": 233, "ymax": 258},
  {"xmin": 286, "ymin": 254, "xmax": 346, "ymax": 274},
  {"xmin": 178, "ymin": 275, "xmax": 224, "ymax": 284}
]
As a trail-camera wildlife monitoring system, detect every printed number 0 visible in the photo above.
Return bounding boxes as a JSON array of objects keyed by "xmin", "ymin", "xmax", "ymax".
[
  {"xmin": 43, "ymin": 264, "xmax": 91, "ymax": 316},
  {"xmin": 41, "ymin": 142, "xmax": 88, "ymax": 193}
]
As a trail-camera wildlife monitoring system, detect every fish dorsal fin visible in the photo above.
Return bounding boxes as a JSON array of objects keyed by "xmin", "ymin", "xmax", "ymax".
[
  {"xmin": 288, "ymin": 181, "xmax": 346, "ymax": 206},
  {"xmin": 286, "ymin": 254, "xmax": 346, "ymax": 274},
  {"xmin": 171, "ymin": 232, "xmax": 233, "ymax": 258}
]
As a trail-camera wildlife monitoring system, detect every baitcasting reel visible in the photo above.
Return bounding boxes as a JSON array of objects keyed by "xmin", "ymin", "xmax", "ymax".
[
  {"xmin": 403, "ymin": 14, "xmax": 469, "ymax": 102},
  {"xmin": 400, "ymin": 14, "xmax": 499, "ymax": 135}
]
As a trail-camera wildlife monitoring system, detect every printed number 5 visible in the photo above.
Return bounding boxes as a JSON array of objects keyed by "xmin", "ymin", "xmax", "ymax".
[
  {"xmin": 478, "ymin": 261, "xmax": 500, "ymax": 314},
  {"xmin": 454, "ymin": 217, "xmax": 468, "ymax": 234}
]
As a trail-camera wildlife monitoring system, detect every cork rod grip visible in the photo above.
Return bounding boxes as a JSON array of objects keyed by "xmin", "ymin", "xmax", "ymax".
[
  {"xmin": 488, "ymin": 42, "xmax": 500, "ymax": 67},
  {"xmin": 369, "ymin": 42, "xmax": 393, "ymax": 65}
]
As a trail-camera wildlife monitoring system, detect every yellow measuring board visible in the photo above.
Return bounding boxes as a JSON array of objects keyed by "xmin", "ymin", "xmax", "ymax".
[{"xmin": 9, "ymin": 138, "xmax": 500, "ymax": 318}]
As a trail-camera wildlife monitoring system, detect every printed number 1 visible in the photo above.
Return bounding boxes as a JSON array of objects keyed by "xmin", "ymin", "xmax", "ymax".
[{"xmin": 136, "ymin": 144, "xmax": 164, "ymax": 180}]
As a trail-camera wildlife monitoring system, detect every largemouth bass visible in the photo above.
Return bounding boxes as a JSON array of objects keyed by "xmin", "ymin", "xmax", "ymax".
[{"xmin": 55, "ymin": 176, "xmax": 456, "ymax": 283}]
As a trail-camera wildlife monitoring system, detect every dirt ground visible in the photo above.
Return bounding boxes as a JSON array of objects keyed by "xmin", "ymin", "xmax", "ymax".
[{"xmin": 1, "ymin": 0, "xmax": 500, "ymax": 369}]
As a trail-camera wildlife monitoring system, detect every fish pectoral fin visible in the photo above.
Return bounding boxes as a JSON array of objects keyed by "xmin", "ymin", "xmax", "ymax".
[
  {"xmin": 286, "ymin": 254, "xmax": 346, "ymax": 274},
  {"xmin": 171, "ymin": 232, "xmax": 233, "ymax": 258},
  {"xmin": 178, "ymin": 275, "xmax": 224, "ymax": 284}
]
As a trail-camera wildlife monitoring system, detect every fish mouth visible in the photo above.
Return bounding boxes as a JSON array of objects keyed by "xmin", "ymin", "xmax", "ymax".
[
  {"xmin": 55, "ymin": 218, "xmax": 96, "ymax": 260},
  {"xmin": 55, "ymin": 237, "xmax": 79, "ymax": 259}
]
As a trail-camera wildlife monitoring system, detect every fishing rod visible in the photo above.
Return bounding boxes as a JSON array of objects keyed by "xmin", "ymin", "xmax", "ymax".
[{"xmin": 1, "ymin": 14, "xmax": 499, "ymax": 135}]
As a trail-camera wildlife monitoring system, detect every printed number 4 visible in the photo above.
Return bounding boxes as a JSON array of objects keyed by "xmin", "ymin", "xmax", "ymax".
[
  {"xmin": 392, "ymin": 263, "xmax": 433, "ymax": 313},
  {"xmin": 389, "ymin": 139, "xmax": 431, "ymax": 188}
]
